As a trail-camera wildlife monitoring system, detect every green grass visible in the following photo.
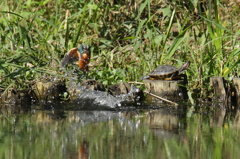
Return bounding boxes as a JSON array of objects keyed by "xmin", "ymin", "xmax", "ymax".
[{"xmin": 0, "ymin": 0, "xmax": 239, "ymax": 96}]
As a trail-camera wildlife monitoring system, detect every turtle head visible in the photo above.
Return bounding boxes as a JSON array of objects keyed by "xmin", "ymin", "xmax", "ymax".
[{"xmin": 178, "ymin": 61, "xmax": 190, "ymax": 73}]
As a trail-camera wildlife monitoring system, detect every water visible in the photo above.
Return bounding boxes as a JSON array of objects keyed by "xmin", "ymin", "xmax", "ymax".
[{"xmin": 1, "ymin": 105, "xmax": 240, "ymax": 159}]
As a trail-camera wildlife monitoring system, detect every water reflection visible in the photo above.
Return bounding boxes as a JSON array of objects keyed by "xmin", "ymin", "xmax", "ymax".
[
  {"xmin": 0, "ymin": 107, "xmax": 240, "ymax": 159},
  {"xmin": 78, "ymin": 140, "xmax": 89, "ymax": 159}
]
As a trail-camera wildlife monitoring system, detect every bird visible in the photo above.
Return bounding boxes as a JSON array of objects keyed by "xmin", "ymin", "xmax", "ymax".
[{"xmin": 61, "ymin": 44, "xmax": 91, "ymax": 73}]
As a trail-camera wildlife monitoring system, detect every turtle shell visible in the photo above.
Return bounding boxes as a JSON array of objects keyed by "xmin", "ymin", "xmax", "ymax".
[{"xmin": 149, "ymin": 65, "xmax": 179, "ymax": 80}]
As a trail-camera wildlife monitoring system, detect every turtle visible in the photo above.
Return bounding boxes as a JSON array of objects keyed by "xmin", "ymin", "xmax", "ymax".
[
  {"xmin": 61, "ymin": 44, "xmax": 91, "ymax": 73},
  {"xmin": 146, "ymin": 61, "xmax": 190, "ymax": 80}
]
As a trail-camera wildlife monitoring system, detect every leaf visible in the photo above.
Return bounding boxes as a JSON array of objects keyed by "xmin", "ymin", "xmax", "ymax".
[
  {"xmin": 159, "ymin": 7, "xmax": 171, "ymax": 17},
  {"xmin": 87, "ymin": 4, "xmax": 98, "ymax": 10},
  {"xmin": 4, "ymin": 67, "xmax": 29, "ymax": 78},
  {"xmin": 166, "ymin": 35, "xmax": 185, "ymax": 59},
  {"xmin": 122, "ymin": 36, "xmax": 136, "ymax": 40},
  {"xmin": 199, "ymin": 15, "xmax": 230, "ymax": 33},
  {"xmin": 0, "ymin": 11, "xmax": 23, "ymax": 18},
  {"xmin": 136, "ymin": 0, "xmax": 148, "ymax": 19}
]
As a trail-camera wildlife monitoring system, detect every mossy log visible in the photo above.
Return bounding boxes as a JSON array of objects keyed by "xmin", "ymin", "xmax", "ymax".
[
  {"xmin": 210, "ymin": 77, "xmax": 227, "ymax": 109},
  {"xmin": 31, "ymin": 81, "xmax": 67, "ymax": 104},
  {"xmin": 108, "ymin": 83, "xmax": 131, "ymax": 96},
  {"xmin": 143, "ymin": 79, "xmax": 188, "ymax": 103},
  {"xmin": 0, "ymin": 89, "xmax": 32, "ymax": 107},
  {"xmin": 210, "ymin": 77, "xmax": 226, "ymax": 100},
  {"xmin": 233, "ymin": 78, "xmax": 240, "ymax": 107}
]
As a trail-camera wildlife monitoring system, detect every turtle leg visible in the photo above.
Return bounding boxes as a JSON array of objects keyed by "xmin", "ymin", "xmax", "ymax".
[
  {"xmin": 170, "ymin": 71, "xmax": 179, "ymax": 80},
  {"xmin": 179, "ymin": 74, "xmax": 188, "ymax": 85}
]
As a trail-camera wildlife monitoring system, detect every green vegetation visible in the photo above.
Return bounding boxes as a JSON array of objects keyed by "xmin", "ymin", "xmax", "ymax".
[{"xmin": 0, "ymin": 0, "xmax": 239, "ymax": 95}]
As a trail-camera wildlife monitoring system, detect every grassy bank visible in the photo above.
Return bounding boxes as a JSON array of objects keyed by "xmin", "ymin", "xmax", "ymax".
[{"xmin": 0, "ymin": 0, "xmax": 239, "ymax": 98}]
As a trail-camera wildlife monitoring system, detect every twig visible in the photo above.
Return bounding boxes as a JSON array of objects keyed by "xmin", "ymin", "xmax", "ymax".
[
  {"xmin": 144, "ymin": 91, "xmax": 178, "ymax": 106},
  {"xmin": 128, "ymin": 81, "xmax": 178, "ymax": 106},
  {"xmin": 128, "ymin": 81, "xmax": 144, "ymax": 85}
]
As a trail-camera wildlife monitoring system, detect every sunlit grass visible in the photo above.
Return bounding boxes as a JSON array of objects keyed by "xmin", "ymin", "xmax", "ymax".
[{"xmin": 0, "ymin": 0, "xmax": 239, "ymax": 95}]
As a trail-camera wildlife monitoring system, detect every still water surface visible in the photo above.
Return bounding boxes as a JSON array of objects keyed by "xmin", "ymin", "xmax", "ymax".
[{"xmin": 0, "ymin": 106, "xmax": 240, "ymax": 159}]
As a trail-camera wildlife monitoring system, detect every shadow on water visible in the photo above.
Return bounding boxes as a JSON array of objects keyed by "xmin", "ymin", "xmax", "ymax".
[{"xmin": 1, "ymin": 99, "xmax": 240, "ymax": 159}]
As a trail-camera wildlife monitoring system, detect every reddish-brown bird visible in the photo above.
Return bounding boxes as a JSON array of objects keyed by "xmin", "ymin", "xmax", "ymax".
[{"xmin": 61, "ymin": 45, "xmax": 91, "ymax": 73}]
